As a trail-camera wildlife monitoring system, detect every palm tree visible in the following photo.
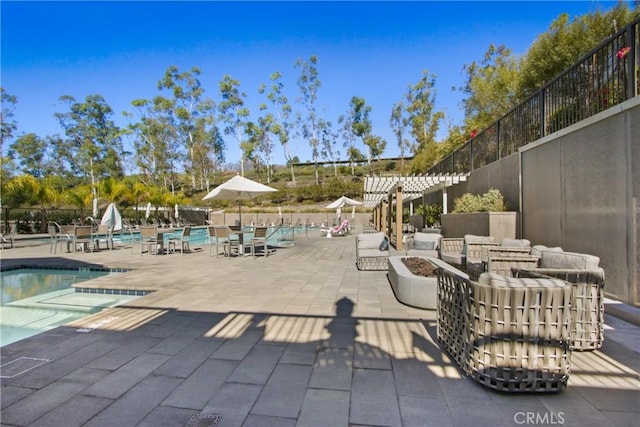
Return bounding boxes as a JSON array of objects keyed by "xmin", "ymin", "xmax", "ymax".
[{"xmin": 4, "ymin": 174, "xmax": 61, "ymax": 231}]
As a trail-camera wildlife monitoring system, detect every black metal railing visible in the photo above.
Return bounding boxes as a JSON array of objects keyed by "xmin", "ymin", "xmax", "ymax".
[{"xmin": 429, "ymin": 17, "xmax": 639, "ymax": 175}]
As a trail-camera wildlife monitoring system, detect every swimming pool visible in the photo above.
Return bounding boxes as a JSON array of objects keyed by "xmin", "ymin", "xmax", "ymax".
[
  {"xmin": 0, "ymin": 268, "xmax": 142, "ymax": 347},
  {"xmin": 113, "ymin": 225, "xmax": 316, "ymax": 247}
]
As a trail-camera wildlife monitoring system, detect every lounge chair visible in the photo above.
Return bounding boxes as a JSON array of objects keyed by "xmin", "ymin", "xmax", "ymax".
[{"xmin": 321, "ymin": 220, "xmax": 350, "ymax": 238}]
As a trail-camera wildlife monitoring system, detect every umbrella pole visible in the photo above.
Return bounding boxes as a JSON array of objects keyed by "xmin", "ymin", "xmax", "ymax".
[{"xmin": 238, "ymin": 201, "xmax": 242, "ymax": 226}]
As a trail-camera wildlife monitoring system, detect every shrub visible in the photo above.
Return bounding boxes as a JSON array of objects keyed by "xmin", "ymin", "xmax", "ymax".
[{"xmin": 452, "ymin": 188, "xmax": 506, "ymax": 213}]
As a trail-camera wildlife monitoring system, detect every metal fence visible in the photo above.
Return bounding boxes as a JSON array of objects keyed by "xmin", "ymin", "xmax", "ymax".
[{"xmin": 429, "ymin": 17, "xmax": 639, "ymax": 174}]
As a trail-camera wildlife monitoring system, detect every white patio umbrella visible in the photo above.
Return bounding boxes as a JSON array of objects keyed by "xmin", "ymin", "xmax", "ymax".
[
  {"xmin": 326, "ymin": 196, "xmax": 362, "ymax": 221},
  {"xmin": 100, "ymin": 203, "xmax": 123, "ymax": 231},
  {"xmin": 145, "ymin": 202, "xmax": 151, "ymax": 220},
  {"xmin": 92, "ymin": 198, "xmax": 99, "ymax": 218},
  {"xmin": 202, "ymin": 175, "xmax": 277, "ymax": 225},
  {"xmin": 174, "ymin": 204, "xmax": 179, "ymax": 220}
]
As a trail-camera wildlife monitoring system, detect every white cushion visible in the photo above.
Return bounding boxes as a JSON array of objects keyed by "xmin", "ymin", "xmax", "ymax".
[
  {"xmin": 478, "ymin": 272, "xmax": 566, "ymax": 288},
  {"xmin": 540, "ymin": 251, "xmax": 600, "ymax": 270},
  {"xmin": 464, "ymin": 234, "xmax": 495, "ymax": 244},
  {"xmin": 530, "ymin": 245, "xmax": 563, "ymax": 257},
  {"xmin": 501, "ymin": 238, "xmax": 531, "ymax": 247},
  {"xmin": 357, "ymin": 232, "xmax": 386, "ymax": 250},
  {"xmin": 413, "ymin": 232, "xmax": 442, "ymax": 250}
]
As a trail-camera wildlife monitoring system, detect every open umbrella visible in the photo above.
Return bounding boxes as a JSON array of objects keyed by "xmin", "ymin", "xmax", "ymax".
[
  {"xmin": 326, "ymin": 196, "xmax": 362, "ymax": 221},
  {"xmin": 101, "ymin": 203, "xmax": 123, "ymax": 231},
  {"xmin": 202, "ymin": 175, "xmax": 277, "ymax": 225}
]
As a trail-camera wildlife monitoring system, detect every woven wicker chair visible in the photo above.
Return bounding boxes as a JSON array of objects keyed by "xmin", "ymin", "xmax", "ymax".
[
  {"xmin": 437, "ymin": 268, "xmax": 573, "ymax": 393},
  {"xmin": 514, "ymin": 268, "xmax": 604, "ymax": 351}
]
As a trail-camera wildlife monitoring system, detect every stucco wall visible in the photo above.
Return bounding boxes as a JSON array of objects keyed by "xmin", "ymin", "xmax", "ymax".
[
  {"xmin": 521, "ymin": 98, "xmax": 639, "ymax": 304},
  {"xmin": 422, "ymin": 98, "xmax": 638, "ymax": 304}
]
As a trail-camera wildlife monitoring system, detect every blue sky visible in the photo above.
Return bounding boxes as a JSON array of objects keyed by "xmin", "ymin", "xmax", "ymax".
[{"xmin": 1, "ymin": 0, "xmax": 624, "ymax": 167}]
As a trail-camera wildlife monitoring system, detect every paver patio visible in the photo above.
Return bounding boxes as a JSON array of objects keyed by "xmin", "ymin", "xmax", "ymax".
[{"xmin": 1, "ymin": 228, "xmax": 638, "ymax": 426}]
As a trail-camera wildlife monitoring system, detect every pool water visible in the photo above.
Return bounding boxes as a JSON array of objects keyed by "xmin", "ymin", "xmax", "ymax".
[
  {"xmin": 113, "ymin": 225, "xmax": 315, "ymax": 247},
  {"xmin": 0, "ymin": 268, "xmax": 140, "ymax": 347}
]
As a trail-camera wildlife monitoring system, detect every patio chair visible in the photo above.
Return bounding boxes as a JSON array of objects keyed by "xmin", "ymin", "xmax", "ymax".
[
  {"xmin": 212, "ymin": 226, "xmax": 240, "ymax": 258},
  {"xmin": 168, "ymin": 226, "xmax": 191, "ymax": 254},
  {"xmin": 48, "ymin": 222, "xmax": 62, "ymax": 253},
  {"xmin": 139, "ymin": 225, "xmax": 159, "ymax": 255},
  {"xmin": 437, "ymin": 268, "xmax": 573, "ymax": 393},
  {"xmin": 250, "ymin": 226, "xmax": 268, "ymax": 257},
  {"xmin": 72, "ymin": 225, "xmax": 94, "ymax": 252},
  {"xmin": 93, "ymin": 224, "xmax": 114, "ymax": 251},
  {"xmin": 514, "ymin": 249, "xmax": 605, "ymax": 351},
  {"xmin": 1, "ymin": 223, "xmax": 16, "ymax": 250}
]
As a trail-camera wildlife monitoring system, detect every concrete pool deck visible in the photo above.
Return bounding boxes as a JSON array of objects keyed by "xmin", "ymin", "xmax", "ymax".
[{"xmin": 1, "ymin": 230, "xmax": 639, "ymax": 426}]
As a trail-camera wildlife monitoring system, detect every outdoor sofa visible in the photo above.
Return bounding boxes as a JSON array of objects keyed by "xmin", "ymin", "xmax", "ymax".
[{"xmin": 356, "ymin": 231, "xmax": 390, "ymax": 270}]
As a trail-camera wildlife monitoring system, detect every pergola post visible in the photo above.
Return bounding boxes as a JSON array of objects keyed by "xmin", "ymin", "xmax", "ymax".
[
  {"xmin": 442, "ymin": 187, "xmax": 448, "ymax": 214},
  {"xmin": 396, "ymin": 185, "xmax": 403, "ymax": 251},
  {"xmin": 380, "ymin": 201, "xmax": 387, "ymax": 234}
]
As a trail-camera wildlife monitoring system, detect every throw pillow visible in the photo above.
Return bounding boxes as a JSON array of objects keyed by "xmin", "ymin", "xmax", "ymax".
[
  {"xmin": 413, "ymin": 240, "xmax": 435, "ymax": 250},
  {"xmin": 379, "ymin": 238, "xmax": 389, "ymax": 251}
]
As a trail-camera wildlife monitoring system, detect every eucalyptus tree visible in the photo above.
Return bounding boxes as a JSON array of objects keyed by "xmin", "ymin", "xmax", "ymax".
[
  {"xmin": 127, "ymin": 98, "xmax": 180, "ymax": 190},
  {"xmin": 458, "ymin": 44, "xmax": 520, "ymax": 133},
  {"xmin": 156, "ymin": 66, "xmax": 216, "ymax": 191},
  {"xmin": 349, "ymin": 96, "xmax": 386, "ymax": 171},
  {"xmin": 337, "ymin": 114, "xmax": 362, "ymax": 176},
  {"xmin": 218, "ymin": 74, "xmax": 250, "ymax": 176},
  {"xmin": 245, "ymin": 113, "xmax": 276, "ymax": 183},
  {"xmin": 403, "ymin": 71, "xmax": 444, "ymax": 174},
  {"xmin": 192, "ymin": 124, "xmax": 225, "ymax": 192},
  {"xmin": 0, "ymin": 88, "xmax": 17, "ymax": 151},
  {"xmin": 390, "ymin": 101, "xmax": 412, "ymax": 169},
  {"xmin": 295, "ymin": 55, "xmax": 322, "ymax": 184},
  {"xmin": 318, "ymin": 118, "xmax": 339, "ymax": 177},
  {"xmin": 54, "ymin": 94, "xmax": 124, "ymax": 204},
  {"xmin": 259, "ymin": 72, "xmax": 296, "ymax": 183},
  {"xmin": 1, "ymin": 88, "xmax": 18, "ymax": 179},
  {"xmin": 8, "ymin": 133, "xmax": 50, "ymax": 177},
  {"xmin": 518, "ymin": 4, "xmax": 640, "ymax": 98}
]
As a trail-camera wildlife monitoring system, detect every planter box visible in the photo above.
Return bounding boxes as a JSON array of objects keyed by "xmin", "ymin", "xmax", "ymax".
[
  {"xmin": 441, "ymin": 211, "xmax": 517, "ymax": 241},
  {"xmin": 388, "ymin": 256, "xmax": 456, "ymax": 309}
]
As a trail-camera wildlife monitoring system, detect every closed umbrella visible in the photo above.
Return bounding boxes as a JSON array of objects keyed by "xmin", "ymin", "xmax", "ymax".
[
  {"xmin": 100, "ymin": 203, "xmax": 123, "ymax": 231},
  {"xmin": 145, "ymin": 202, "xmax": 151, "ymax": 220},
  {"xmin": 202, "ymin": 175, "xmax": 277, "ymax": 225},
  {"xmin": 92, "ymin": 198, "xmax": 99, "ymax": 218},
  {"xmin": 174, "ymin": 204, "xmax": 179, "ymax": 220}
]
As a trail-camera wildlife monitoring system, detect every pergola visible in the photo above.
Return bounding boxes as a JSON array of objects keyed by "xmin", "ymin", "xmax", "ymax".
[{"xmin": 363, "ymin": 173, "xmax": 468, "ymax": 250}]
